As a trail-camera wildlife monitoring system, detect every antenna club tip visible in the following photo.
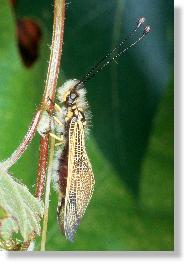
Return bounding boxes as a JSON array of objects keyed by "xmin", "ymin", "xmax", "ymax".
[
  {"xmin": 144, "ymin": 26, "xmax": 151, "ymax": 34},
  {"xmin": 137, "ymin": 17, "xmax": 146, "ymax": 28}
]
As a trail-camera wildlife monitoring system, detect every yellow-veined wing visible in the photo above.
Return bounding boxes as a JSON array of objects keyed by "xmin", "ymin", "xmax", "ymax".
[{"xmin": 63, "ymin": 116, "xmax": 95, "ymax": 241}]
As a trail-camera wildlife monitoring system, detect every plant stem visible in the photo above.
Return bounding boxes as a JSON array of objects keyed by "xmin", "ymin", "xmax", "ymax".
[
  {"xmin": 35, "ymin": 134, "xmax": 49, "ymax": 199},
  {"xmin": 0, "ymin": 110, "xmax": 42, "ymax": 171},
  {"xmin": 36, "ymin": 0, "xmax": 66, "ymax": 200},
  {"xmin": 43, "ymin": 0, "xmax": 66, "ymax": 105},
  {"xmin": 40, "ymin": 137, "xmax": 55, "ymax": 251}
]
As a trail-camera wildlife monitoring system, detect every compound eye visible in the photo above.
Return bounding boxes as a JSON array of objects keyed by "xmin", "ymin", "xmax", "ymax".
[
  {"xmin": 66, "ymin": 94, "xmax": 73, "ymax": 104},
  {"xmin": 70, "ymin": 93, "xmax": 77, "ymax": 100}
]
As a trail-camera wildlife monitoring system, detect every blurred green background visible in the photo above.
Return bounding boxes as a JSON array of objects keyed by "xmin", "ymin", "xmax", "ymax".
[{"xmin": 0, "ymin": 0, "xmax": 173, "ymax": 250}]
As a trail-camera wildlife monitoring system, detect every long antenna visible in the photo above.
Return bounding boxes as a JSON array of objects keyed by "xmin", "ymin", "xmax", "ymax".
[
  {"xmin": 82, "ymin": 26, "xmax": 151, "ymax": 84},
  {"xmin": 80, "ymin": 17, "xmax": 146, "ymax": 84},
  {"xmin": 72, "ymin": 18, "xmax": 151, "ymax": 90}
]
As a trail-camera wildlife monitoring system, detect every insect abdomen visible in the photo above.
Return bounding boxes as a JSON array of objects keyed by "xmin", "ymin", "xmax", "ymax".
[{"xmin": 57, "ymin": 139, "xmax": 69, "ymax": 234}]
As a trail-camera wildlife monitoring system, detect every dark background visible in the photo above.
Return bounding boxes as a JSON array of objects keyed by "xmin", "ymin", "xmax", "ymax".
[{"xmin": 0, "ymin": 0, "xmax": 173, "ymax": 250}]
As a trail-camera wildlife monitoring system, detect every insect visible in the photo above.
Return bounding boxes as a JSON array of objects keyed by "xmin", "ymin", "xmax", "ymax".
[
  {"xmin": 53, "ymin": 79, "xmax": 94, "ymax": 242},
  {"xmin": 37, "ymin": 17, "xmax": 151, "ymax": 242}
]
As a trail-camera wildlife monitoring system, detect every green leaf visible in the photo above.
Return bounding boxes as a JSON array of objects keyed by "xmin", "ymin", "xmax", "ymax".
[
  {"xmin": 140, "ymin": 80, "xmax": 174, "ymax": 213},
  {"xmin": 0, "ymin": 207, "xmax": 19, "ymax": 241},
  {"xmin": 0, "ymin": 168, "xmax": 44, "ymax": 242}
]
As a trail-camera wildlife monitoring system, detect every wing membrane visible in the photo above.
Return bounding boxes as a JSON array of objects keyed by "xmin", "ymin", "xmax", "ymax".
[{"xmin": 64, "ymin": 117, "xmax": 95, "ymax": 241}]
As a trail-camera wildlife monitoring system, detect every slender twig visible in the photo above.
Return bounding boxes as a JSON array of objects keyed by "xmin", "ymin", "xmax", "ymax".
[
  {"xmin": 40, "ymin": 0, "xmax": 66, "ymax": 249},
  {"xmin": 36, "ymin": 0, "xmax": 66, "ymax": 200},
  {"xmin": 43, "ymin": 0, "xmax": 66, "ymax": 105},
  {"xmin": 0, "ymin": 110, "xmax": 42, "ymax": 171},
  {"xmin": 35, "ymin": 134, "xmax": 49, "ymax": 199},
  {"xmin": 40, "ymin": 137, "xmax": 55, "ymax": 251}
]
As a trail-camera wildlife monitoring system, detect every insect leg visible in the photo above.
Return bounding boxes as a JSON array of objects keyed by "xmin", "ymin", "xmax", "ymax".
[
  {"xmin": 55, "ymin": 142, "xmax": 64, "ymax": 147},
  {"xmin": 53, "ymin": 116, "xmax": 64, "ymax": 127},
  {"xmin": 49, "ymin": 133, "xmax": 64, "ymax": 142},
  {"xmin": 54, "ymin": 103, "xmax": 62, "ymax": 113}
]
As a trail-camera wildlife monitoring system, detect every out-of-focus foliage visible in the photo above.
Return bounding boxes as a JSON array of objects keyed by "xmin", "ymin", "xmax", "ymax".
[{"xmin": 0, "ymin": 0, "xmax": 173, "ymax": 250}]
